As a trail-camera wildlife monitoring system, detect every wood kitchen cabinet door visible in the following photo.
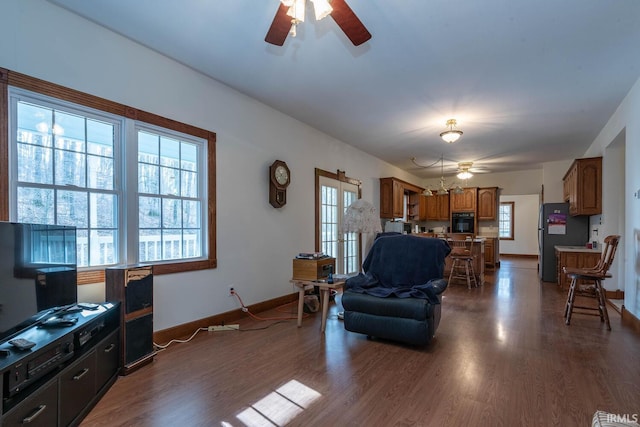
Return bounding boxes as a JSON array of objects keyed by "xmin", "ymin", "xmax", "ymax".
[
  {"xmin": 562, "ymin": 157, "xmax": 601, "ymax": 216},
  {"xmin": 450, "ymin": 188, "xmax": 476, "ymax": 212},
  {"xmin": 477, "ymin": 187, "xmax": 498, "ymax": 220}
]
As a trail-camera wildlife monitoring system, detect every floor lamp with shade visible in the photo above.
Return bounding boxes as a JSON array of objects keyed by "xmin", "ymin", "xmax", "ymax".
[
  {"xmin": 338, "ymin": 199, "xmax": 382, "ymax": 320},
  {"xmin": 341, "ymin": 199, "xmax": 383, "ymax": 264}
]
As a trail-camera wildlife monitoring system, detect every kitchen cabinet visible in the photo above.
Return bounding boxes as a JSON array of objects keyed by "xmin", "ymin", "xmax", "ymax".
[
  {"xmin": 425, "ymin": 193, "xmax": 449, "ymax": 221},
  {"xmin": 408, "ymin": 193, "xmax": 423, "ymax": 221},
  {"xmin": 484, "ymin": 237, "xmax": 496, "ymax": 269},
  {"xmin": 380, "ymin": 178, "xmax": 404, "ymax": 219},
  {"xmin": 562, "ymin": 157, "xmax": 602, "ymax": 216},
  {"xmin": 450, "ymin": 187, "xmax": 476, "ymax": 212},
  {"xmin": 555, "ymin": 246, "xmax": 602, "ymax": 290},
  {"xmin": 477, "ymin": 187, "xmax": 498, "ymax": 220},
  {"xmin": 379, "ymin": 177, "xmax": 424, "ymax": 219}
]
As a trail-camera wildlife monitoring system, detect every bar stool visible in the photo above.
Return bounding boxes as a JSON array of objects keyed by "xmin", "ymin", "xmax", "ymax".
[
  {"xmin": 563, "ymin": 235, "xmax": 620, "ymax": 330},
  {"xmin": 448, "ymin": 235, "xmax": 478, "ymax": 289}
]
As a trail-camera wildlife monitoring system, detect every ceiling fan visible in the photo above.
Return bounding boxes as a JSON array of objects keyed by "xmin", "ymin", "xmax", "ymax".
[
  {"xmin": 455, "ymin": 162, "xmax": 491, "ymax": 179},
  {"xmin": 265, "ymin": 0, "xmax": 372, "ymax": 46}
]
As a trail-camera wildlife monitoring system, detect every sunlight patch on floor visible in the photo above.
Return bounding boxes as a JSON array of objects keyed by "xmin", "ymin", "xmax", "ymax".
[{"xmin": 230, "ymin": 379, "xmax": 322, "ymax": 427}]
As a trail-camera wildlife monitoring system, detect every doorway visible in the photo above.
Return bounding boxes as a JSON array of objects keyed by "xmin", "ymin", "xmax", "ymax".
[{"xmin": 315, "ymin": 169, "xmax": 361, "ymax": 275}]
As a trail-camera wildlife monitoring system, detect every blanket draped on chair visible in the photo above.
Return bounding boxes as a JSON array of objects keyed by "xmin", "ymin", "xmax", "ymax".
[{"xmin": 345, "ymin": 234, "xmax": 451, "ymax": 303}]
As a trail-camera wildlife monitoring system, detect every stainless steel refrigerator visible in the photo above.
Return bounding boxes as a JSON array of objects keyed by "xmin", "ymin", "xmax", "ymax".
[{"xmin": 538, "ymin": 203, "xmax": 589, "ymax": 282}]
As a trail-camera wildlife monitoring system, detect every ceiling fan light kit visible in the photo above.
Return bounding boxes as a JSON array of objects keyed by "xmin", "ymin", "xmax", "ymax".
[
  {"xmin": 457, "ymin": 171, "xmax": 473, "ymax": 180},
  {"xmin": 266, "ymin": 0, "xmax": 371, "ymax": 46},
  {"xmin": 440, "ymin": 119, "xmax": 463, "ymax": 143},
  {"xmin": 456, "ymin": 162, "xmax": 474, "ymax": 180}
]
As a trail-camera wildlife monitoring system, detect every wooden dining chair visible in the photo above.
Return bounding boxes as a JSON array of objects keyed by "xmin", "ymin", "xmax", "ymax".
[
  {"xmin": 562, "ymin": 234, "xmax": 620, "ymax": 330},
  {"xmin": 447, "ymin": 235, "xmax": 478, "ymax": 289}
]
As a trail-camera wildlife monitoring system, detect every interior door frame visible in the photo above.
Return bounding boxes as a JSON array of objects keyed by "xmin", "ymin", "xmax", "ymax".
[{"xmin": 314, "ymin": 168, "xmax": 362, "ymax": 266}]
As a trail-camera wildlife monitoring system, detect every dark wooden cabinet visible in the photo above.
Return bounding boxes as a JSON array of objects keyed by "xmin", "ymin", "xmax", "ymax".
[
  {"xmin": 0, "ymin": 305, "xmax": 120, "ymax": 427},
  {"xmin": 477, "ymin": 187, "xmax": 498, "ymax": 220},
  {"xmin": 2, "ymin": 380, "xmax": 58, "ymax": 427},
  {"xmin": 59, "ymin": 351, "xmax": 97, "ymax": 427},
  {"xmin": 562, "ymin": 157, "xmax": 602, "ymax": 216},
  {"xmin": 95, "ymin": 331, "xmax": 119, "ymax": 392},
  {"xmin": 450, "ymin": 188, "xmax": 476, "ymax": 212}
]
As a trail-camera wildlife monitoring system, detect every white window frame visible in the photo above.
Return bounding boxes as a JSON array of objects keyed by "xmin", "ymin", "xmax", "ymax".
[{"xmin": 8, "ymin": 87, "xmax": 209, "ymax": 270}]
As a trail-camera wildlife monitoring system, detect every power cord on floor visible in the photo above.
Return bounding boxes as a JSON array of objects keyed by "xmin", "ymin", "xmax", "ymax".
[
  {"xmin": 231, "ymin": 289, "xmax": 304, "ymax": 322},
  {"xmin": 152, "ymin": 288, "xmax": 310, "ymax": 350},
  {"xmin": 153, "ymin": 327, "xmax": 208, "ymax": 352}
]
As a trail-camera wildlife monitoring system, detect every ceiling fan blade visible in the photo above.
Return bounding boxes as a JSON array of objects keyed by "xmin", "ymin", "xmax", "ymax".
[
  {"xmin": 330, "ymin": 0, "xmax": 371, "ymax": 46},
  {"xmin": 265, "ymin": 3, "xmax": 292, "ymax": 46}
]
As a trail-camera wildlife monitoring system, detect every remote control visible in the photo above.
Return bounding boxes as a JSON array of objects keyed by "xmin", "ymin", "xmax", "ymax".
[
  {"xmin": 8, "ymin": 338, "xmax": 36, "ymax": 350},
  {"xmin": 77, "ymin": 302, "xmax": 100, "ymax": 310},
  {"xmin": 41, "ymin": 316, "xmax": 78, "ymax": 327}
]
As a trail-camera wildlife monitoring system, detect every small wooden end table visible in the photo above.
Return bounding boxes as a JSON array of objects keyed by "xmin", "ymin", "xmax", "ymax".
[{"xmin": 290, "ymin": 279, "xmax": 345, "ymax": 332}]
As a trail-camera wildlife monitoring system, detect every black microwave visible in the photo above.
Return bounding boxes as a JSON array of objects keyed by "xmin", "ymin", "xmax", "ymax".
[{"xmin": 451, "ymin": 212, "xmax": 475, "ymax": 234}]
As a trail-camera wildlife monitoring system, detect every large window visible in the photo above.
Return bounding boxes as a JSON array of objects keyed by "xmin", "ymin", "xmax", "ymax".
[
  {"xmin": 13, "ymin": 97, "xmax": 120, "ymax": 267},
  {"xmin": 1, "ymin": 69, "xmax": 216, "ymax": 282},
  {"xmin": 499, "ymin": 201, "xmax": 514, "ymax": 240}
]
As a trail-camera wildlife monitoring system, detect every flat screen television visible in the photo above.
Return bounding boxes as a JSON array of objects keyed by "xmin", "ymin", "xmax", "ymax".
[{"xmin": 0, "ymin": 222, "xmax": 78, "ymax": 342}]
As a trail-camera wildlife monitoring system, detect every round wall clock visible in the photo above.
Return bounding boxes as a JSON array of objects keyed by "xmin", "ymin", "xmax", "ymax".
[{"xmin": 269, "ymin": 160, "xmax": 290, "ymax": 208}]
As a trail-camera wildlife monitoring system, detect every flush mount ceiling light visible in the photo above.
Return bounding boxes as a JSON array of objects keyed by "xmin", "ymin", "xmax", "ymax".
[
  {"xmin": 456, "ymin": 162, "xmax": 474, "ymax": 180},
  {"xmin": 440, "ymin": 119, "xmax": 463, "ymax": 143}
]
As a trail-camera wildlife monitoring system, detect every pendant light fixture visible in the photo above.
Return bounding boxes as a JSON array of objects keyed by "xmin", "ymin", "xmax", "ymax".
[
  {"xmin": 411, "ymin": 156, "xmax": 465, "ymax": 196},
  {"xmin": 440, "ymin": 119, "xmax": 463, "ymax": 143}
]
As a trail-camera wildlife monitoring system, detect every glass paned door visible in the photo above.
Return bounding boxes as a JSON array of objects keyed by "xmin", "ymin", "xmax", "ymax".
[{"xmin": 319, "ymin": 176, "xmax": 359, "ymax": 275}]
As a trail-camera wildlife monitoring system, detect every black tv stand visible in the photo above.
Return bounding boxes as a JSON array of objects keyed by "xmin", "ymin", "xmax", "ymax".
[{"xmin": 0, "ymin": 303, "xmax": 120, "ymax": 426}]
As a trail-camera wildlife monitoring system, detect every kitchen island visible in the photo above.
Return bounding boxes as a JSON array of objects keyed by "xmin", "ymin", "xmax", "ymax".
[{"xmin": 415, "ymin": 234, "xmax": 486, "ymax": 286}]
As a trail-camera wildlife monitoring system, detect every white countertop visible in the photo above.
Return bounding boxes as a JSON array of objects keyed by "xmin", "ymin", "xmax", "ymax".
[{"xmin": 555, "ymin": 245, "xmax": 601, "ymax": 253}]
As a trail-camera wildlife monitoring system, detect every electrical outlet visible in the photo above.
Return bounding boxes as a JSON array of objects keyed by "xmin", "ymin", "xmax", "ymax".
[
  {"xmin": 208, "ymin": 324, "xmax": 239, "ymax": 332},
  {"xmin": 228, "ymin": 286, "xmax": 235, "ymax": 296}
]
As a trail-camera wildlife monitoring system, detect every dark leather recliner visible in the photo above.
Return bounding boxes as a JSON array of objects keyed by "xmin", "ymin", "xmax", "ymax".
[{"xmin": 342, "ymin": 234, "xmax": 450, "ymax": 346}]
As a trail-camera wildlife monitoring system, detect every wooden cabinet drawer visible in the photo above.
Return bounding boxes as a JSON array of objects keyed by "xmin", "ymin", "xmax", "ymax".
[
  {"xmin": 59, "ymin": 350, "xmax": 97, "ymax": 427},
  {"xmin": 3, "ymin": 380, "xmax": 58, "ymax": 427},
  {"xmin": 95, "ymin": 329, "xmax": 120, "ymax": 392}
]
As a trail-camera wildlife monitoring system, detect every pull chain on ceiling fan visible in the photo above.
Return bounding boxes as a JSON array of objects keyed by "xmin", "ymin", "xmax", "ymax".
[{"xmin": 265, "ymin": 0, "xmax": 371, "ymax": 46}]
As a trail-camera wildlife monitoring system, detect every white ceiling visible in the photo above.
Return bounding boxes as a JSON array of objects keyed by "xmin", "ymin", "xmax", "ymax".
[{"xmin": 48, "ymin": 0, "xmax": 640, "ymax": 178}]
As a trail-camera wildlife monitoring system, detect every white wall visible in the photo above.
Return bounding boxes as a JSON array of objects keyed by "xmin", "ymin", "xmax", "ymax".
[
  {"xmin": 499, "ymin": 195, "xmax": 539, "ymax": 256},
  {"xmin": 0, "ymin": 2, "xmax": 425, "ymax": 331},
  {"xmin": 542, "ymin": 160, "xmax": 573, "ymax": 203},
  {"xmin": 582, "ymin": 76, "xmax": 640, "ymax": 318}
]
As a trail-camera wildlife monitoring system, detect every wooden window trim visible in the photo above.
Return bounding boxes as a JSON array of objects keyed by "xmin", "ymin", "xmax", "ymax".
[
  {"xmin": 499, "ymin": 201, "xmax": 515, "ymax": 241},
  {"xmin": 0, "ymin": 68, "xmax": 217, "ymax": 284}
]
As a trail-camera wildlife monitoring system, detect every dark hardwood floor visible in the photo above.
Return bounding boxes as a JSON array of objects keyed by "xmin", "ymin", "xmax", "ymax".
[{"xmin": 81, "ymin": 257, "xmax": 640, "ymax": 426}]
